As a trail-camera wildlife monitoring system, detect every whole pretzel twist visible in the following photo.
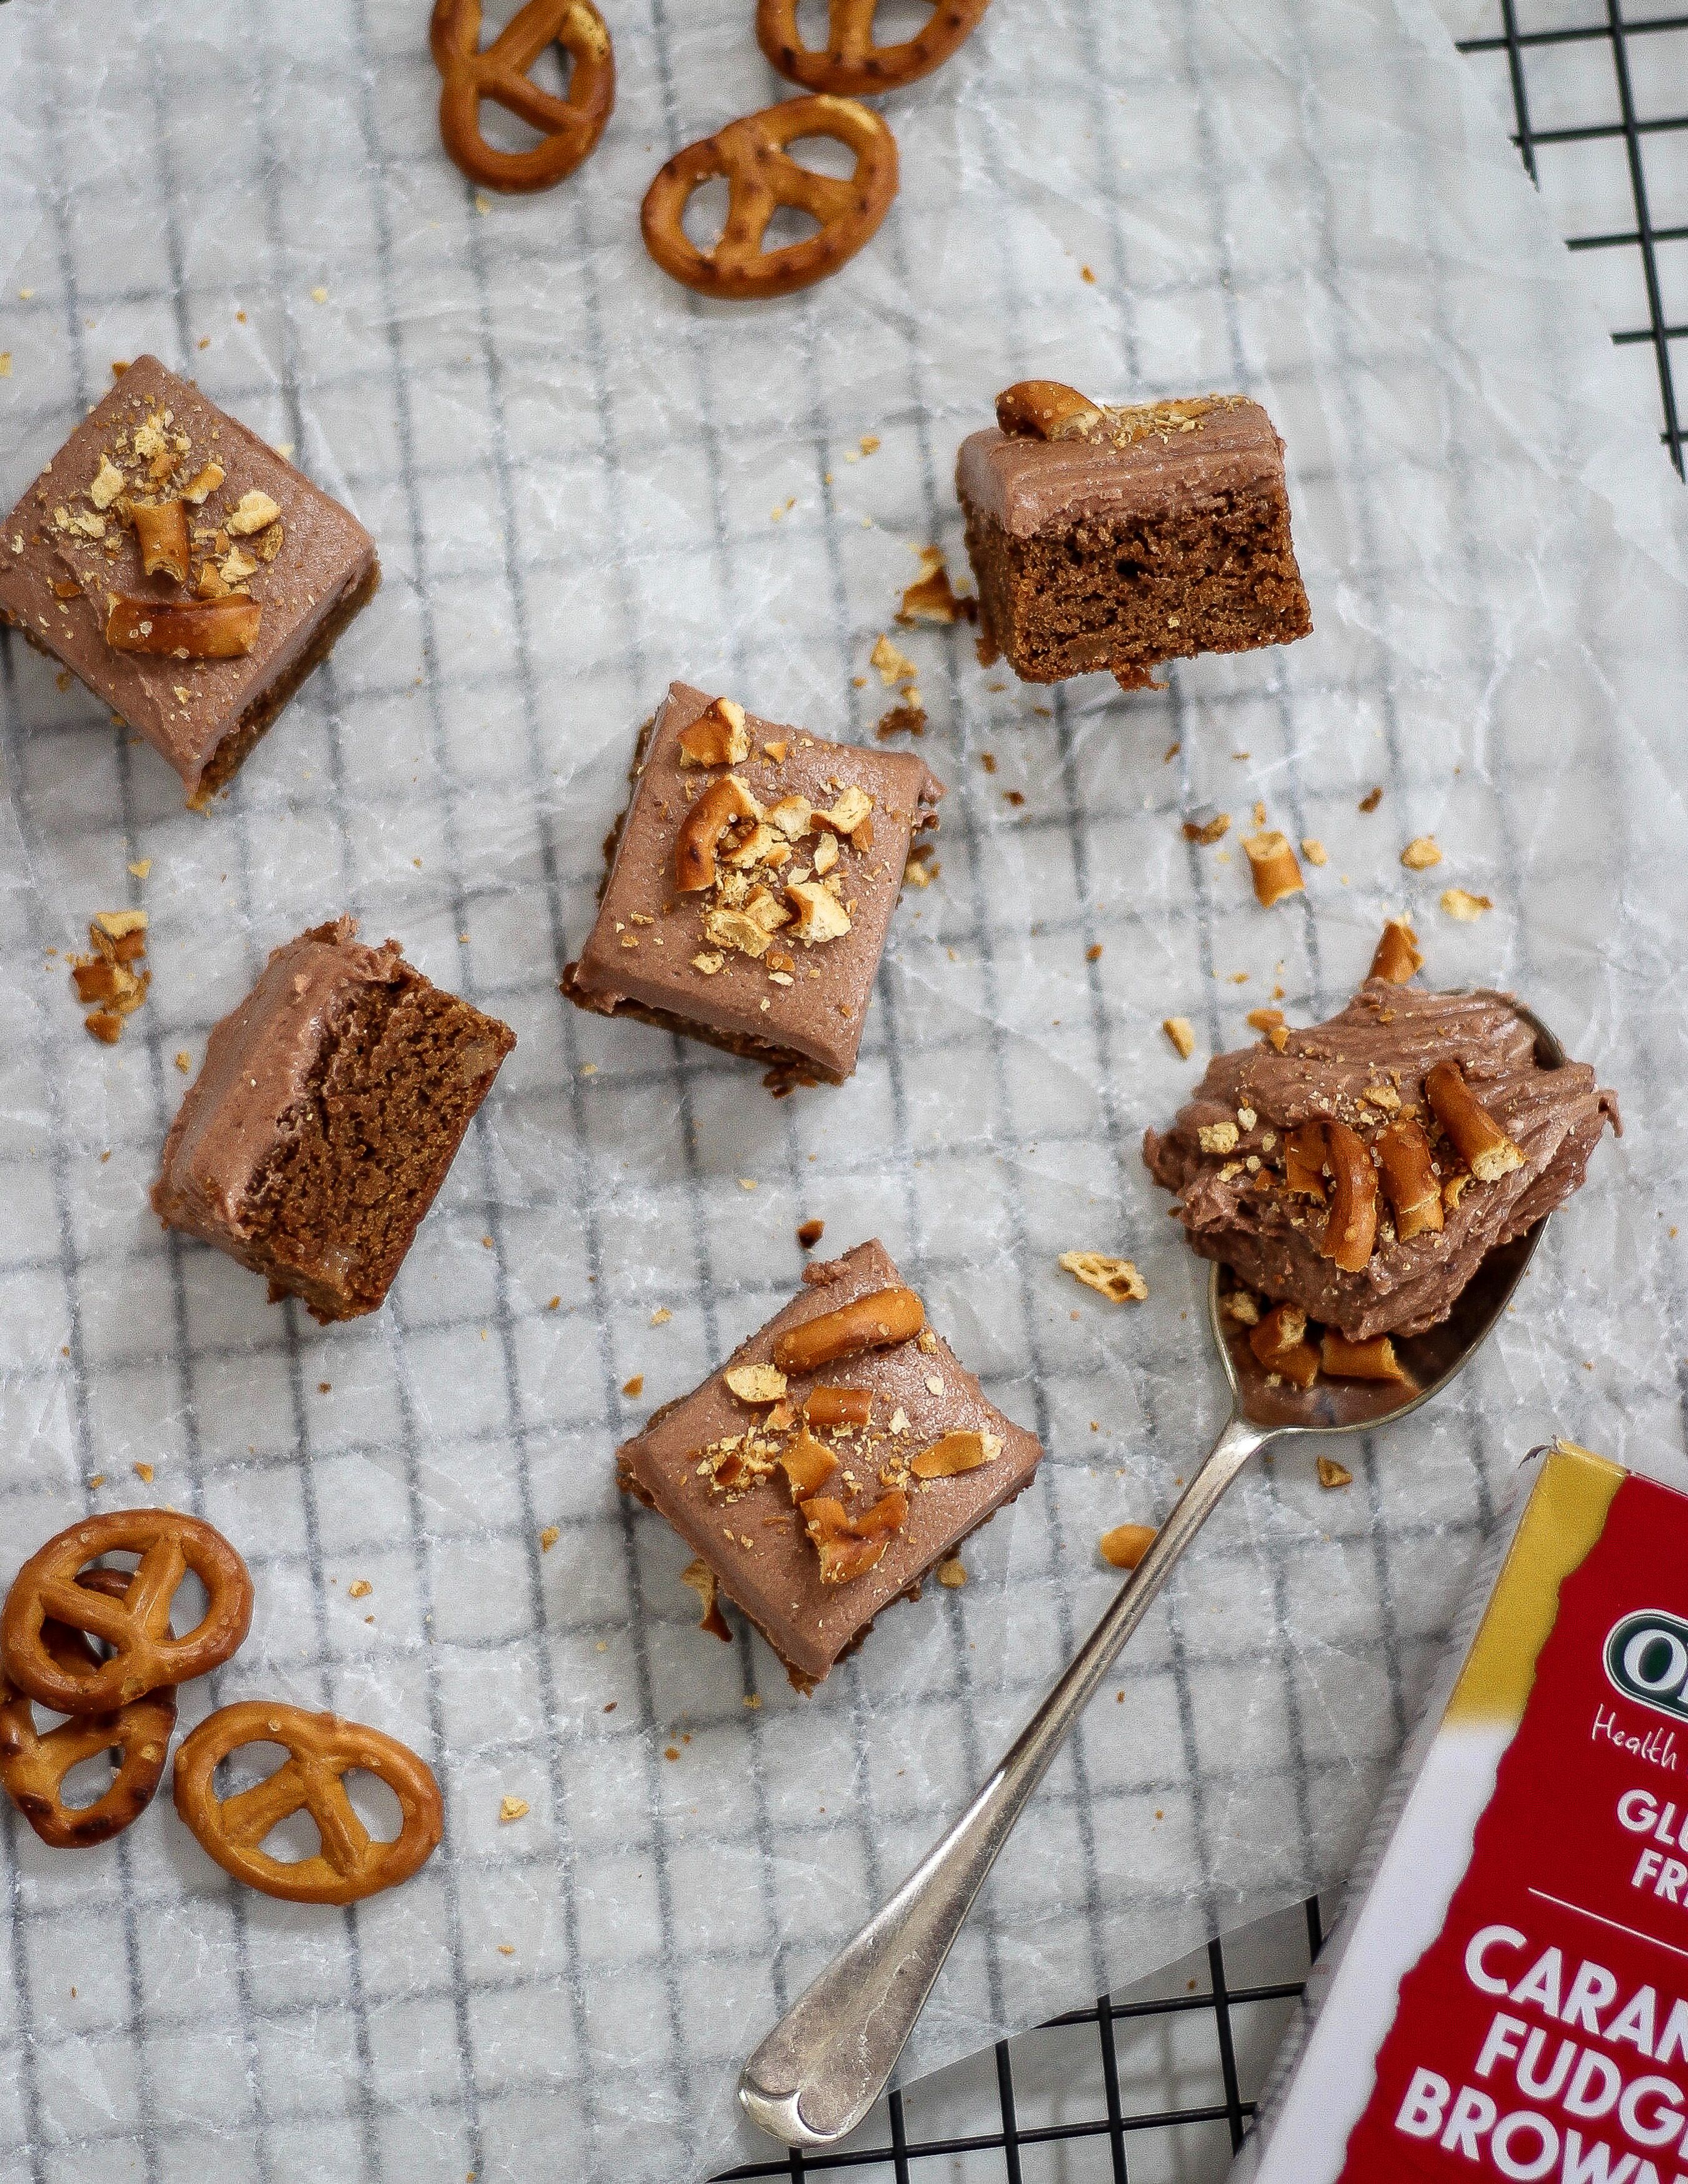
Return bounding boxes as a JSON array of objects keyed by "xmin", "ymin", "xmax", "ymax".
[
  {"xmin": 641, "ymin": 94, "xmax": 899, "ymax": 301},
  {"xmin": 0, "ymin": 1510, "xmax": 254, "ymax": 1715},
  {"xmin": 431, "ymin": 0, "xmax": 615, "ymax": 194},
  {"xmin": 0, "ymin": 1571, "xmax": 177, "ymax": 1850},
  {"xmin": 757, "ymin": 0, "xmax": 990, "ymax": 96},
  {"xmin": 174, "ymin": 1702, "xmax": 444, "ymax": 1906}
]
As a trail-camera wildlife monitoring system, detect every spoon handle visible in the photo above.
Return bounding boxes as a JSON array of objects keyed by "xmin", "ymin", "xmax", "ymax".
[{"xmin": 738, "ymin": 1409, "xmax": 1269, "ymax": 2150}]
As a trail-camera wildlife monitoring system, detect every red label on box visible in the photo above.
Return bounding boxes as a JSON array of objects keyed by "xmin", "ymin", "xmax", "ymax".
[{"xmin": 1340, "ymin": 1472, "xmax": 1688, "ymax": 2182}]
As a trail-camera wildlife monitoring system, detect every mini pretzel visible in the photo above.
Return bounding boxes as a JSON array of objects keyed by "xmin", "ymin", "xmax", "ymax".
[
  {"xmin": 431, "ymin": 0, "xmax": 614, "ymax": 194},
  {"xmin": 757, "ymin": 0, "xmax": 990, "ymax": 96},
  {"xmin": 1, "ymin": 1510, "xmax": 254, "ymax": 1715},
  {"xmin": 641, "ymin": 95, "xmax": 899, "ymax": 301},
  {"xmin": 173, "ymin": 1702, "xmax": 443, "ymax": 1906},
  {"xmin": 0, "ymin": 1571, "xmax": 177, "ymax": 1850}
]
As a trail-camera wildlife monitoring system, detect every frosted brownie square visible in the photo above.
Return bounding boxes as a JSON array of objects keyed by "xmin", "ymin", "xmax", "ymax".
[
  {"xmin": 152, "ymin": 919, "xmax": 512, "ymax": 1322},
  {"xmin": 957, "ymin": 381, "xmax": 1311, "ymax": 690},
  {"xmin": 617, "ymin": 1239, "xmax": 1044, "ymax": 1689},
  {"xmin": 562, "ymin": 682, "xmax": 942, "ymax": 1089},
  {"xmin": 0, "ymin": 354, "xmax": 378, "ymax": 805}
]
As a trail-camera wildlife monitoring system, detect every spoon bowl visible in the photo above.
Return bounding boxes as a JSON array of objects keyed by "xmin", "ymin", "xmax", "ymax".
[{"xmin": 739, "ymin": 995, "xmax": 1567, "ymax": 2153}]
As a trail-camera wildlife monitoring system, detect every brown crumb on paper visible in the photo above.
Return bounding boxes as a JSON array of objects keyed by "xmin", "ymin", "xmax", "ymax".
[
  {"xmin": 347, "ymin": 1579, "xmax": 372, "ymax": 1598},
  {"xmin": 1401, "ymin": 835, "xmax": 1442, "ymax": 870},
  {"xmin": 1162, "ymin": 1016, "xmax": 1196, "ymax": 1060},
  {"xmin": 1317, "ymin": 1456, "xmax": 1354, "ymax": 1490},
  {"xmin": 896, "ymin": 546, "xmax": 976, "ymax": 628},
  {"xmin": 539, "ymin": 1525, "xmax": 560, "ymax": 1552},
  {"xmin": 621, "ymin": 1374, "xmax": 644, "ymax": 1398},
  {"xmin": 1441, "ymin": 887, "xmax": 1493, "ymax": 921},
  {"xmin": 937, "ymin": 1558, "xmax": 968, "ymax": 1588}
]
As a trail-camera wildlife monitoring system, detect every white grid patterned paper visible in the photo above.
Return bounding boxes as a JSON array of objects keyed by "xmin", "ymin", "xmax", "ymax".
[{"xmin": 2, "ymin": 1, "xmax": 1687, "ymax": 2180}]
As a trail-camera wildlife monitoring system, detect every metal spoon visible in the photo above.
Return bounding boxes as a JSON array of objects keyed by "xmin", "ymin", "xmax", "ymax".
[{"xmin": 739, "ymin": 1002, "xmax": 1566, "ymax": 2150}]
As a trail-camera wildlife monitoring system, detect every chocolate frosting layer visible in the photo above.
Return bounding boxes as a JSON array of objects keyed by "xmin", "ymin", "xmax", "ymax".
[
  {"xmin": 616, "ymin": 1239, "xmax": 1043, "ymax": 1687},
  {"xmin": 0, "ymin": 355, "xmax": 376, "ymax": 795},
  {"xmin": 1143, "ymin": 982, "xmax": 1619, "ymax": 1339},
  {"xmin": 567, "ymin": 682, "xmax": 943, "ymax": 1082},
  {"xmin": 956, "ymin": 397, "xmax": 1287, "ymax": 539},
  {"xmin": 152, "ymin": 917, "xmax": 406, "ymax": 1246}
]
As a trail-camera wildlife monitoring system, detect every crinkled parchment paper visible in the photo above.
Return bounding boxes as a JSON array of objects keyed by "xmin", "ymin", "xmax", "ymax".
[{"xmin": 1, "ymin": 1, "xmax": 1686, "ymax": 2178}]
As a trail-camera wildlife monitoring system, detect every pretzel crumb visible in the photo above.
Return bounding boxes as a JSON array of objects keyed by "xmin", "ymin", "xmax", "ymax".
[
  {"xmin": 1059, "ymin": 1250, "xmax": 1147, "ymax": 1304},
  {"xmin": 347, "ymin": 1579, "xmax": 372, "ymax": 1598},
  {"xmin": 1317, "ymin": 1456, "xmax": 1354, "ymax": 1490},
  {"xmin": 498, "ymin": 1797, "xmax": 529, "ymax": 1823},
  {"xmin": 539, "ymin": 1526, "xmax": 559, "ymax": 1551},
  {"xmin": 1401, "ymin": 835, "xmax": 1442, "ymax": 870},
  {"xmin": 937, "ymin": 1558, "xmax": 968, "ymax": 1588},
  {"xmin": 1441, "ymin": 887, "xmax": 1493, "ymax": 921},
  {"xmin": 1162, "ymin": 1016, "xmax": 1196, "ymax": 1059},
  {"xmin": 1100, "ymin": 1523, "xmax": 1156, "ymax": 1570}
]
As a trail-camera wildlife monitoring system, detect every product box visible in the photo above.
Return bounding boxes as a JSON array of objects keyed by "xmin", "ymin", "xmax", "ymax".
[{"xmin": 1237, "ymin": 1440, "xmax": 1688, "ymax": 2184}]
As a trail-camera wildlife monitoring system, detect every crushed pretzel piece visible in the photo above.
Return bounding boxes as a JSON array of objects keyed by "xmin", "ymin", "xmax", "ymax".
[
  {"xmin": 1441, "ymin": 887, "xmax": 1493, "ymax": 922},
  {"xmin": 1316, "ymin": 1456, "xmax": 1353, "ymax": 1490},
  {"xmin": 681, "ymin": 1558, "xmax": 732, "ymax": 1641},
  {"xmin": 724, "ymin": 1364, "xmax": 789, "ymax": 1405},
  {"xmin": 870, "ymin": 633, "xmax": 917, "ymax": 686},
  {"xmin": 1059, "ymin": 1251, "xmax": 1147, "ymax": 1304},
  {"xmin": 910, "ymin": 1430, "xmax": 1001, "ymax": 1479},
  {"xmin": 937, "ymin": 1558, "xmax": 968, "ymax": 1588},
  {"xmin": 1370, "ymin": 917, "xmax": 1423, "ymax": 984},
  {"xmin": 225, "ymin": 488, "xmax": 281, "ymax": 536},
  {"xmin": 1401, "ymin": 835, "xmax": 1442, "ymax": 870},
  {"xmin": 1321, "ymin": 1330, "xmax": 1411, "ymax": 1384},
  {"xmin": 677, "ymin": 696, "xmax": 750, "ymax": 768},
  {"xmin": 1099, "ymin": 1523, "xmax": 1157, "ymax": 1571},
  {"xmin": 1162, "ymin": 1016, "xmax": 1196, "ymax": 1060},
  {"xmin": 800, "ymin": 1488, "xmax": 908, "ymax": 1583},
  {"xmin": 179, "ymin": 460, "xmax": 226, "ymax": 505},
  {"xmin": 88, "ymin": 456, "xmax": 127, "ymax": 511},
  {"xmin": 1243, "ymin": 829, "xmax": 1305, "ymax": 907},
  {"xmin": 778, "ymin": 1427, "xmax": 837, "ymax": 1500},
  {"xmin": 106, "ymin": 594, "xmax": 260, "ymax": 658}
]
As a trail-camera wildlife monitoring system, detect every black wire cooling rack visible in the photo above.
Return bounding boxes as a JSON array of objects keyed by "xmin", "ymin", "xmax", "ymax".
[{"xmin": 713, "ymin": 7, "xmax": 1687, "ymax": 2178}]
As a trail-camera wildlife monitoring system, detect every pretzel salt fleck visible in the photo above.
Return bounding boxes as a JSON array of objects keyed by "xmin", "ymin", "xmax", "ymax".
[
  {"xmin": 641, "ymin": 95, "xmax": 898, "ymax": 301},
  {"xmin": 757, "ymin": 0, "xmax": 990, "ymax": 96},
  {"xmin": 173, "ymin": 1701, "xmax": 444, "ymax": 1906},
  {"xmin": 0, "ymin": 1510, "xmax": 254, "ymax": 1715},
  {"xmin": 431, "ymin": 0, "xmax": 614, "ymax": 194},
  {"xmin": 0, "ymin": 1571, "xmax": 177, "ymax": 1850}
]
